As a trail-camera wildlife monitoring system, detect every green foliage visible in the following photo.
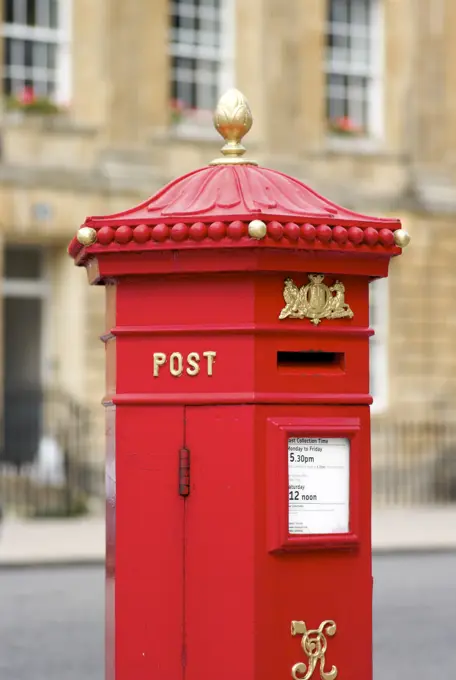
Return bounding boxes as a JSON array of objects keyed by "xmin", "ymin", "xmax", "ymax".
[
  {"xmin": 29, "ymin": 493, "xmax": 90, "ymax": 519},
  {"xmin": 5, "ymin": 95, "xmax": 62, "ymax": 116}
]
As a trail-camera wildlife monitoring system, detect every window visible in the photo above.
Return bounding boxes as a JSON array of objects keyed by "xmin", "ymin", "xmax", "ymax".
[
  {"xmin": 2, "ymin": 0, "xmax": 71, "ymax": 103},
  {"xmin": 369, "ymin": 278, "xmax": 388, "ymax": 412},
  {"xmin": 326, "ymin": 0, "xmax": 382, "ymax": 138},
  {"xmin": 169, "ymin": 0, "xmax": 234, "ymax": 125}
]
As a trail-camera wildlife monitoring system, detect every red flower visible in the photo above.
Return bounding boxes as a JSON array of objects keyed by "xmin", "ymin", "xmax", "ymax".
[
  {"xmin": 334, "ymin": 116, "xmax": 360, "ymax": 132},
  {"xmin": 338, "ymin": 117, "xmax": 352, "ymax": 130},
  {"xmin": 19, "ymin": 86, "xmax": 35, "ymax": 105},
  {"xmin": 170, "ymin": 99, "xmax": 186, "ymax": 111}
]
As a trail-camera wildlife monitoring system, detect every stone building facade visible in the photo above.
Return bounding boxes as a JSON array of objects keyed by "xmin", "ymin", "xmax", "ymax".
[{"xmin": 0, "ymin": 0, "xmax": 455, "ymax": 466}]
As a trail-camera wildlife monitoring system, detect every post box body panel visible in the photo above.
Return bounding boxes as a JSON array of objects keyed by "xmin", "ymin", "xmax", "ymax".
[
  {"xmin": 185, "ymin": 404, "xmax": 372, "ymax": 680},
  {"xmin": 184, "ymin": 406, "xmax": 256, "ymax": 680},
  {"xmin": 108, "ymin": 402, "xmax": 371, "ymax": 679},
  {"xmin": 107, "ymin": 404, "xmax": 185, "ymax": 680},
  {"xmin": 104, "ymin": 265, "xmax": 373, "ymax": 679},
  {"xmin": 111, "ymin": 271, "xmax": 371, "ymax": 403}
]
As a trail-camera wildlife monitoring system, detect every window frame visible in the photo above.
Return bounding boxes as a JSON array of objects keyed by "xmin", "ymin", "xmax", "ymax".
[
  {"xmin": 325, "ymin": 0, "xmax": 384, "ymax": 141},
  {"xmin": 169, "ymin": 0, "xmax": 235, "ymax": 133},
  {"xmin": 1, "ymin": 0, "xmax": 72, "ymax": 104}
]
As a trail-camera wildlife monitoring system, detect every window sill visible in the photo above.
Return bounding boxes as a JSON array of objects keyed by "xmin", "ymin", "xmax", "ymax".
[
  {"xmin": 168, "ymin": 121, "xmax": 219, "ymax": 143},
  {"xmin": 1, "ymin": 110, "xmax": 97, "ymax": 136},
  {"xmin": 325, "ymin": 134, "xmax": 383, "ymax": 155}
]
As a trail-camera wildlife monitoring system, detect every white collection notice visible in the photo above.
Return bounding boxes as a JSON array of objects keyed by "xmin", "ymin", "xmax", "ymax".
[{"xmin": 288, "ymin": 437, "xmax": 350, "ymax": 535}]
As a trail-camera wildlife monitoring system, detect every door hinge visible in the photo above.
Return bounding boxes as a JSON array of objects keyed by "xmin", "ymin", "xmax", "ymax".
[{"xmin": 179, "ymin": 447, "xmax": 190, "ymax": 497}]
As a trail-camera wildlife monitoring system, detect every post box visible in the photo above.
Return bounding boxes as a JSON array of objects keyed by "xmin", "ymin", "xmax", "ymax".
[{"xmin": 69, "ymin": 89, "xmax": 409, "ymax": 680}]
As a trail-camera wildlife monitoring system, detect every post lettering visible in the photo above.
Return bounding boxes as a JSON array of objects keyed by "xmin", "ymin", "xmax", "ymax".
[
  {"xmin": 203, "ymin": 351, "xmax": 216, "ymax": 376},
  {"xmin": 186, "ymin": 352, "xmax": 200, "ymax": 376},
  {"xmin": 153, "ymin": 351, "xmax": 217, "ymax": 377},
  {"xmin": 153, "ymin": 352, "xmax": 167, "ymax": 377},
  {"xmin": 170, "ymin": 352, "xmax": 184, "ymax": 377}
]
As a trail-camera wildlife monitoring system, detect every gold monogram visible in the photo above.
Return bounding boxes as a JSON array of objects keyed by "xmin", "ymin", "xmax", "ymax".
[
  {"xmin": 291, "ymin": 620, "xmax": 338, "ymax": 680},
  {"xmin": 279, "ymin": 275, "xmax": 354, "ymax": 325}
]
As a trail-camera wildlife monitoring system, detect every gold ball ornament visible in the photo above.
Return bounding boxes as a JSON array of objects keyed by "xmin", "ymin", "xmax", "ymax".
[
  {"xmin": 393, "ymin": 229, "xmax": 411, "ymax": 248},
  {"xmin": 77, "ymin": 227, "xmax": 97, "ymax": 246},
  {"xmin": 248, "ymin": 220, "xmax": 267, "ymax": 240}
]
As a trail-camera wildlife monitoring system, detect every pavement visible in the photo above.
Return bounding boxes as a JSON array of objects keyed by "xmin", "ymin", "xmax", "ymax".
[
  {"xmin": 372, "ymin": 504, "xmax": 456, "ymax": 553},
  {"xmin": 0, "ymin": 505, "xmax": 455, "ymax": 567},
  {"xmin": 0, "ymin": 516, "xmax": 105, "ymax": 567}
]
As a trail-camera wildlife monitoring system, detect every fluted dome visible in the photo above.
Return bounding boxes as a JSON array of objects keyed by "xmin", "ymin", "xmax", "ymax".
[{"xmin": 83, "ymin": 163, "xmax": 398, "ymax": 228}]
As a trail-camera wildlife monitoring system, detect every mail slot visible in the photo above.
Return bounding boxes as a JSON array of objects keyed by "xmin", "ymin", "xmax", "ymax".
[{"xmin": 277, "ymin": 350, "xmax": 345, "ymax": 374}]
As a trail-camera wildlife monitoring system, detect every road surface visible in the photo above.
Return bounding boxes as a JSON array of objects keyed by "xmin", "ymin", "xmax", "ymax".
[{"xmin": 0, "ymin": 554, "xmax": 454, "ymax": 679}]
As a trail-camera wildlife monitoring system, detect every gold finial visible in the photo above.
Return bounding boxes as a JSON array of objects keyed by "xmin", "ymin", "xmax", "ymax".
[{"xmin": 210, "ymin": 89, "xmax": 258, "ymax": 166}]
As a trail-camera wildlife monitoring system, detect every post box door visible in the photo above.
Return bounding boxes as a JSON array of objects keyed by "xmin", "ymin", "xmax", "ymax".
[
  {"xmin": 183, "ymin": 405, "xmax": 256, "ymax": 680},
  {"xmin": 113, "ymin": 405, "xmax": 186, "ymax": 680},
  {"xmin": 183, "ymin": 404, "xmax": 371, "ymax": 680}
]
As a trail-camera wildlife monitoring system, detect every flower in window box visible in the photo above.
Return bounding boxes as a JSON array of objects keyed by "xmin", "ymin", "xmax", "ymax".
[
  {"xmin": 328, "ymin": 116, "xmax": 364, "ymax": 137},
  {"xmin": 190, "ymin": 108, "xmax": 213, "ymax": 125},
  {"xmin": 19, "ymin": 86, "xmax": 35, "ymax": 105},
  {"xmin": 170, "ymin": 101, "xmax": 214, "ymax": 127},
  {"xmin": 170, "ymin": 99, "xmax": 187, "ymax": 124},
  {"xmin": 4, "ymin": 87, "xmax": 62, "ymax": 115}
]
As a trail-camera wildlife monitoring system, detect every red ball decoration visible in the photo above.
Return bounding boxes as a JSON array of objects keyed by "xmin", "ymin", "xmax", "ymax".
[
  {"xmin": 208, "ymin": 221, "xmax": 226, "ymax": 240},
  {"xmin": 267, "ymin": 221, "xmax": 283, "ymax": 241},
  {"xmin": 378, "ymin": 228, "xmax": 395, "ymax": 247},
  {"xmin": 301, "ymin": 223, "xmax": 316, "ymax": 242},
  {"xmin": 189, "ymin": 222, "xmax": 207, "ymax": 241},
  {"xmin": 227, "ymin": 221, "xmax": 246, "ymax": 240},
  {"xmin": 347, "ymin": 227, "xmax": 364, "ymax": 244},
  {"xmin": 316, "ymin": 224, "xmax": 332, "ymax": 242},
  {"xmin": 332, "ymin": 225, "xmax": 348, "ymax": 244},
  {"xmin": 284, "ymin": 222, "xmax": 300, "ymax": 241},
  {"xmin": 133, "ymin": 224, "xmax": 150, "ymax": 243},
  {"xmin": 115, "ymin": 225, "xmax": 133, "ymax": 244},
  {"xmin": 364, "ymin": 227, "xmax": 379, "ymax": 246},
  {"xmin": 171, "ymin": 223, "xmax": 189, "ymax": 241},
  {"xmin": 97, "ymin": 226, "xmax": 115, "ymax": 245},
  {"xmin": 151, "ymin": 223, "xmax": 169, "ymax": 242}
]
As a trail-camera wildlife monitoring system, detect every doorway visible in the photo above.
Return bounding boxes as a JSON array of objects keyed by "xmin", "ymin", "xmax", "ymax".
[{"xmin": 2, "ymin": 245, "xmax": 50, "ymax": 467}]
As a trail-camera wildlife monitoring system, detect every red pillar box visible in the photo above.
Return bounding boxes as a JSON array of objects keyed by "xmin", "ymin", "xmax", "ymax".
[{"xmin": 69, "ymin": 90, "xmax": 410, "ymax": 680}]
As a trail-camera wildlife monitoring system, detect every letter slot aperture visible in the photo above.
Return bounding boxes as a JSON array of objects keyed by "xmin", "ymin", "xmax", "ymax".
[{"xmin": 277, "ymin": 351, "xmax": 345, "ymax": 375}]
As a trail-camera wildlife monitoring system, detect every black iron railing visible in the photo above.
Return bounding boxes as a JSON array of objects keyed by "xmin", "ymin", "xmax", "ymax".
[
  {"xmin": 0, "ymin": 387, "xmax": 104, "ymax": 517},
  {"xmin": 371, "ymin": 420, "xmax": 456, "ymax": 506},
  {"xmin": 2, "ymin": 394, "xmax": 454, "ymax": 514}
]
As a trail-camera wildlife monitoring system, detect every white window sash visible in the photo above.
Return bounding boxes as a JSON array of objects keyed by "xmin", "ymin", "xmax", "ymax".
[
  {"xmin": 326, "ymin": 0, "xmax": 383, "ymax": 138},
  {"xmin": 219, "ymin": 0, "xmax": 235, "ymax": 94},
  {"xmin": 170, "ymin": 0, "xmax": 235, "ymax": 112},
  {"xmin": 368, "ymin": 0, "xmax": 383, "ymax": 138},
  {"xmin": 1, "ymin": 23, "xmax": 65, "ymax": 42},
  {"xmin": 326, "ymin": 62, "xmax": 375, "ymax": 78},
  {"xmin": 2, "ymin": 278, "xmax": 51, "ymax": 298},
  {"xmin": 55, "ymin": 0, "xmax": 71, "ymax": 104},
  {"xmin": 170, "ymin": 42, "xmax": 221, "ymax": 61}
]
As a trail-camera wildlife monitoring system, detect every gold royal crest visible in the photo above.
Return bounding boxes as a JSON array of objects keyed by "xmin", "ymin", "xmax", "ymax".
[{"xmin": 279, "ymin": 274, "xmax": 354, "ymax": 325}]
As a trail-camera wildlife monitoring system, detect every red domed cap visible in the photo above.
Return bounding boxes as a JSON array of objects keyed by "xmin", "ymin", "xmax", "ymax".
[
  {"xmin": 83, "ymin": 163, "xmax": 398, "ymax": 228},
  {"xmin": 69, "ymin": 89, "xmax": 406, "ymax": 260}
]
